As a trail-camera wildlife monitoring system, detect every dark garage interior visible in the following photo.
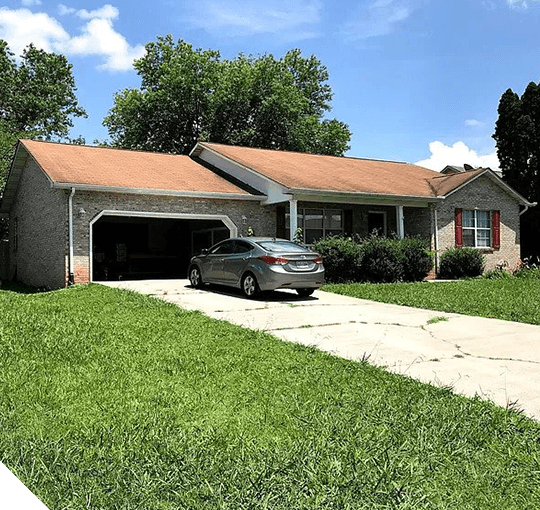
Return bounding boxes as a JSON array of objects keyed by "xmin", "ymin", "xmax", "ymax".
[{"xmin": 92, "ymin": 215, "xmax": 229, "ymax": 281}]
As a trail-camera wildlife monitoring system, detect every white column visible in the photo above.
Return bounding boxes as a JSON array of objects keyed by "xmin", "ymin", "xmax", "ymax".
[
  {"xmin": 396, "ymin": 205, "xmax": 404, "ymax": 239},
  {"xmin": 433, "ymin": 205, "xmax": 439, "ymax": 271},
  {"xmin": 289, "ymin": 198, "xmax": 298, "ymax": 241}
]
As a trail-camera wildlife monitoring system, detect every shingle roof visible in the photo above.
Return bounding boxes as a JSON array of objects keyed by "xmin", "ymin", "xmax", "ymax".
[
  {"xmin": 19, "ymin": 139, "xmax": 250, "ymax": 195},
  {"xmin": 201, "ymin": 142, "xmax": 445, "ymax": 197}
]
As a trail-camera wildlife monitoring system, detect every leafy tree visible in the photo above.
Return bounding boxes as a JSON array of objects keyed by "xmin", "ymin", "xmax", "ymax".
[
  {"xmin": 0, "ymin": 40, "xmax": 86, "ymax": 239},
  {"xmin": 0, "ymin": 41, "xmax": 86, "ymax": 137},
  {"xmin": 104, "ymin": 36, "xmax": 351, "ymax": 156},
  {"xmin": 493, "ymin": 83, "xmax": 540, "ymax": 258}
]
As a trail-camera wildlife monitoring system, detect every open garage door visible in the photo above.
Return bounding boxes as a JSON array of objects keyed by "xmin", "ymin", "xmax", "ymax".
[{"xmin": 91, "ymin": 213, "xmax": 231, "ymax": 281}]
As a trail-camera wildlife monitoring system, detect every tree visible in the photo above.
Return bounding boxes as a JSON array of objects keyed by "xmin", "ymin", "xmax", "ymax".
[
  {"xmin": 493, "ymin": 83, "xmax": 540, "ymax": 259},
  {"xmin": 103, "ymin": 36, "xmax": 351, "ymax": 156},
  {"xmin": 0, "ymin": 40, "xmax": 86, "ymax": 239}
]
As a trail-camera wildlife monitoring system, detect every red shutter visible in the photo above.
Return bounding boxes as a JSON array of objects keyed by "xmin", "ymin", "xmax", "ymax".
[
  {"xmin": 492, "ymin": 210, "xmax": 500, "ymax": 250},
  {"xmin": 455, "ymin": 208, "xmax": 463, "ymax": 247}
]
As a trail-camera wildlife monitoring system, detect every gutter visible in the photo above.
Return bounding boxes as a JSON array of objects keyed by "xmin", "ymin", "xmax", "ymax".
[
  {"xmin": 51, "ymin": 182, "xmax": 262, "ymax": 201},
  {"xmin": 520, "ymin": 202, "xmax": 538, "ymax": 216},
  {"xmin": 68, "ymin": 187, "xmax": 75, "ymax": 285}
]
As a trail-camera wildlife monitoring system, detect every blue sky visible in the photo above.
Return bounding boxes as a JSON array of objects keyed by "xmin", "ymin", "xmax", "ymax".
[{"xmin": 1, "ymin": 0, "xmax": 540, "ymax": 170}]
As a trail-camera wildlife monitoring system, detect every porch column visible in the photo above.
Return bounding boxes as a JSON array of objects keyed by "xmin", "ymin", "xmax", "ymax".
[
  {"xmin": 396, "ymin": 205, "xmax": 404, "ymax": 239},
  {"xmin": 289, "ymin": 198, "xmax": 298, "ymax": 241}
]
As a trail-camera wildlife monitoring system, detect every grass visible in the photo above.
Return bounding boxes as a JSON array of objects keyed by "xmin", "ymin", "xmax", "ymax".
[
  {"xmin": 323, "ymin": 278, "xmax": 540, "ymax": 325},
  {"xmin": 1, "ymin": 283, "xmax": 540, "ymax": 509}
]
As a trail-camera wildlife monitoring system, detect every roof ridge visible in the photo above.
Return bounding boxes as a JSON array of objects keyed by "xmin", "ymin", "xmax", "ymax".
[
  {"xmin": 202, "ymin": 142, "xmax": 412, "ymax": 165},
  {"xmin": 21, "ymin": 139, "xmax": 190, "ymax": 158}
]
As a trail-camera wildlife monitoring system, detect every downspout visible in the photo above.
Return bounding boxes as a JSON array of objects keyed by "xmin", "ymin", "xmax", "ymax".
[
  {"xmin": 433, "ymin": 205, "xmax": 439, "ymax": 273},
  {"xmin": 68, "ymin": 187, "xmax": 75, "ymax": 285}
]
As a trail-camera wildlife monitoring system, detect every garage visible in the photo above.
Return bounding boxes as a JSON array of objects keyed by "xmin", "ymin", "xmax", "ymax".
[{"xmin": 90, "ymin": 212, "xmax": 233, "ymax": 281}]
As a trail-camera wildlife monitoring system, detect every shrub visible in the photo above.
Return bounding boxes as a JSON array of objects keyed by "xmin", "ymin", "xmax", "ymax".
[
  {"xmin": 314, "ymin": 235, "xmax": 433, "ymax": 284},
  {"xmin": 312, "ymin": 236, "xmax": 362, "ymax": 283},
  {"xmin": 439, "ymin": 247, "xmax": 484, "ymax": 279},
  {"xmin": 513, "ymin": 267, "xmax": 540, "ymax": 279},
  {"xmin": 482, "ymin": 269, "xmax": 514, "ymax": 280},
  {"xmin": 358, "ymin": 236, "xmax": 403, "ymax": 283},
  {"xmin": 398, "ymin": 237, "xmax": 433, "ymax": 282}
]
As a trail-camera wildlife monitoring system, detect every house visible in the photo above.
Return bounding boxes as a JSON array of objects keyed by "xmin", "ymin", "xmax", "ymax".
[{"xmin": 0, "ymin": 139, "xmax": 534, "ymax": 288}]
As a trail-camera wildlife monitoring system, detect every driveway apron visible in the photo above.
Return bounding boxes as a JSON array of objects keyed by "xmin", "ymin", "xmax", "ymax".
[{"xmin": 102, "ymin": 280, "xmax": 540, "ymax": 420}]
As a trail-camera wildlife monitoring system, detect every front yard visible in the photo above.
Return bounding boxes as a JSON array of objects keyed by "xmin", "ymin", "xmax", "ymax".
[
  {"xmin": 1, "ymin": 283, "xmax": 539, "ymax": 509},
  {"xmin": 324, "ymin": 277, "xmax": 540, "ymax": 325}
]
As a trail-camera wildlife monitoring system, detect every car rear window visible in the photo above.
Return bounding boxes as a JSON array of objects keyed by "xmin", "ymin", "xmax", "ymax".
[{"xmin": 256, "ymin": 241, "xmax": 312, "ymax": 253}]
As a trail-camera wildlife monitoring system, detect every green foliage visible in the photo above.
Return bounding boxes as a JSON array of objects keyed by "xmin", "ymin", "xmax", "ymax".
[
  {"xmin": 2, "ymin": 284, "xmax": 540, "ymax": 509},
  {"xmin": 439, "ymin": 247, "xmax": 485, "ymax": 279},
  {"xmin": 103, "ymin": 35, "xmax": 351, "ymax": 156},
  {"xmin": 313, "ymin": 235, "xmax": 432, "ymax": 284},
  {"xmin": 482, "ymin": 269, "xmax": 514, "ymax": 280},
  {"xmin": 325, "ymin": 278, "xmax": 540, "ymax": 325},
  {"xmin": 358, "ymin": 236, "xmax": 403, "ymax": 283},
  {"xmin": 0, "ymin": 40, "xmax": 86, "ymax": 193},
  {"xmin": 312, "ymin": 236, "xmax": 362, "ymax": 283},
  {"xmin": 493, "ymin": 83, "xmax": 540, "ymax": 258},
  {"xmin": 0, "ymin": 40, "xmax": 86, "ymax": 137}
]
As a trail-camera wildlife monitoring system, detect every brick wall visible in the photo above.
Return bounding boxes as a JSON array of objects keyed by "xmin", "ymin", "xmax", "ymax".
[
  {"xmin": 435, "ymin": 174, "xmax": 522, "ymax": 272},
  {"xmin": 8, "ymin": 158, "xmax": 68, "ymax": 288}
]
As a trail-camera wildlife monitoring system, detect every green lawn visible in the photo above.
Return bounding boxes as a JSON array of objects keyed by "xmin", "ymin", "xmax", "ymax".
[
  {"xmin": 1, "ymin": 284, "xmax": 539, "ymax": 509},
  {"xmin": 323, "ymin": 278, "xmax": 540, "ymax": 325}
]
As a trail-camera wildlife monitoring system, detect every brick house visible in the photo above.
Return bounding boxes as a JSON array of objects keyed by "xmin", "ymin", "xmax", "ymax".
[{"xmin": 0, "ymin": 139, "xmax": 534, "ymax": 288}]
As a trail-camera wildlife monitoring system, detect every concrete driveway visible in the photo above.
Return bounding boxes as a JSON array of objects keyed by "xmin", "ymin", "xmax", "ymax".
[{"xmin": 102, "ymin": 279, "xmax": 540, "ymax": 420}]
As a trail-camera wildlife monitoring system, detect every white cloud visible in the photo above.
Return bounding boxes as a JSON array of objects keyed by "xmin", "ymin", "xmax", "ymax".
[
  {"xmin": 65, "ymin": 17, "xmax": 145, "ymax": 71},
  {"xmin": 58, "ymin": 4, "xmax": 76, "ymax": 15},
  {"xmin": 465, "ymin": 119, "xmax": 483, "ymax": 127},
  {"xmin": 507, "ymin": 0, "xmax": 540, "ymax": 7},
  {"xmin": 75, "ymin": 4, "xmax": 119, "ymax": 20},
  {"xmin": 0, "ymin": 5, "xmax": 144, "ymax": 71},
  {"xmin": 342, "ymin": 0, "xmax": 421, "ymax": 40},
  {"xmin": 0, "ymin": 8, "xmax": 70, "ymax": 55},
  {"xmin": 184, "ymin": 0, "xmax": 321, "ymax": 39},
  {"xmin": 21, "ymin": 0, "xmax": 42, "ymax": 6},
  {"xmin": 416, "ymin": 141, "xmax": 500, "ymax": 172}
]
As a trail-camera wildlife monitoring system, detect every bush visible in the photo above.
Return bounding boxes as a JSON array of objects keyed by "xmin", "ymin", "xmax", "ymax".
[
  {"xmin": 513, "ymin": 267, "xmax": 540, "ymax": 279},
  {"xmin": 312, "ymin": 236, "xmax": 362, "ymax": 283},
  {"xmin": 482, "ymin": 269, "xmax": 514, "ymax": 280},
  {"xmin": 358, "ymin": 236, "xmax": 403, "ymax": 283},
  {"xmin": 314, "ymin": 235, "xmax": 433, "ymax": 284},
  {"xmin": 439, "ymin": 247, "xmax": 484, "ymax": 279},
  {"xmin": 399, "ymin": 237, "xmax": 433, "ymax": 282}
]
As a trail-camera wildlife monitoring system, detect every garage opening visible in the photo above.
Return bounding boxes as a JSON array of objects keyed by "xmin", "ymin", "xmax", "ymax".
[{"xmin": 92, "ymin": 214, "xmax": 231, "ymax": 281}]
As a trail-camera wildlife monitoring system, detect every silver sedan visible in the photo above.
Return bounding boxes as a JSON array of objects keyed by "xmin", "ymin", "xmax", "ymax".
[{"xmin": 188, "ymin": 237, "xmax": 325, "ymax": 298}]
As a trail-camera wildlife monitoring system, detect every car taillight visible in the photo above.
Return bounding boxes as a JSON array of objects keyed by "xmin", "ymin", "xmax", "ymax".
[
  {"xmin": 313, "ymin": 257, "xmax": 323, "ymax": 264},
  {"xmin": 260, "ymin": 255, "xmax": 290, "ymax": 265}
]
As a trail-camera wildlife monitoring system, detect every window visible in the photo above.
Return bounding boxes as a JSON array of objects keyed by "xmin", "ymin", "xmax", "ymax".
[
  {"xmin": 463, "ymin": 210, "xmax": 490, "ymax": 247},
  {"xmin": 455, "ymin": 209, "xmax": 500, "ymax": 250},
  {"xmin": 285, "ymin": 208, "xmax": 343, "ymax": 243}
]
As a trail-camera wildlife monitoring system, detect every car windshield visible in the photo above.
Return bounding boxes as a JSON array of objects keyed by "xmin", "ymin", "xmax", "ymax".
[{"xmin": 256, "ymin": 240, "xmax": 312, "ymax": 253}]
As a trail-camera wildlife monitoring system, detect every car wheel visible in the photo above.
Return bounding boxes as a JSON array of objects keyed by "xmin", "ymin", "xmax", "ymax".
[
  {"xmin": 189, "ymin": 265, "xmax": 203, "ymax": 288},
  {"xmin": 241, "ymin": 273, "xmax": 259, "ymax": 298},
  {"xmin": 296, "ymin": 288, "xmax": 314, "ymax": 297}
]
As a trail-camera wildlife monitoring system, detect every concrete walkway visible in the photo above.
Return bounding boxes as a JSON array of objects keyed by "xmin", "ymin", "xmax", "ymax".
[{"xmin": 102, "ymin": 280, "xmax": 540, "ymax": 420}]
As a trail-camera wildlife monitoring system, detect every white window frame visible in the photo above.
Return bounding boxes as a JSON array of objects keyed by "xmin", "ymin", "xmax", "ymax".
[{"xmin": 462, "ymin": 209, "xmax": 491, "ymax": 248}]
